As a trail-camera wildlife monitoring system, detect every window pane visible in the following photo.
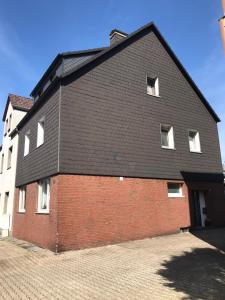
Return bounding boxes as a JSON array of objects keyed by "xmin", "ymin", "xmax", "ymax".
[
  {"xmin": 147, "ymin": 77, "xmax": 158, "ymax": 96},
  {"xmin": 19, "ymin": 187, "xmax": 26, "ymax": 211},
  {"xmin": 37, "ymin": 119, "xmax": 45, "ymax": 147},
  {"xmin": 24, "ymin": 133, "xmax": 30, "ymax": 156},
  {"xmin": 161, "ymin": 130, "xmax": 169, "ymax": 146},
  {"xmin": 189, "ymin": 131, "xmax": 200, "ymax": 152},
  {"xmin": 168, "ymin": 183, "xmax": 180, "ymax": 194},
  {"xmin": 3, "ymin": 193, "xmax": 9, "ymax": 214},
  {"xmin": 41, "ymin": 181, "xmax": 47, "ymax": 209},
  {"xmin": 39, "ymin": 179, "xmax": 50, "ymax": 212}
]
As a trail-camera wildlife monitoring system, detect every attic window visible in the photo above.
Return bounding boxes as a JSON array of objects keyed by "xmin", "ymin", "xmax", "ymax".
[
  {"xmin": 147, "ymin": 77, "xmax": 159, "ymax": 97},
  {"xmin": 188, "ymin": 130, "xmax": 201, "ymax": 153}
]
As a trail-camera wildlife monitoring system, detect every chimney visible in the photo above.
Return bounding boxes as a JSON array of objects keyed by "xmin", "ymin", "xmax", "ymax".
[{"xmin": 109, "ymin": 29, "xmax": 128, "ymax": 45}]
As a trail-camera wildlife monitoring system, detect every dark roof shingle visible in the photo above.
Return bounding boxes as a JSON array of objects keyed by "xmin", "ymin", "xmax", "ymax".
[{"xmin": 3, "ymin": 94, "xmax": 33, "ymax": 121}]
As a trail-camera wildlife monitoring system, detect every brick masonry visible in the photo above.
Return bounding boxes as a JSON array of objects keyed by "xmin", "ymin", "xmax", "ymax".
[{"xmin": 12, "ymin": 174, "xmax": 225, "ymax": 251}]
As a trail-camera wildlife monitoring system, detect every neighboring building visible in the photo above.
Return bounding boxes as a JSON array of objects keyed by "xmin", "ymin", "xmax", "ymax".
[
  {"xmin": 219, "ymin": 0, "xmax": 225, "ymax": 53},
  {"xmin": 12, "ymin": 22, "xmax": 225, "ymax": 251},
  {"xmin": 0, "ymin": 94, "xmax": 33, "ymax": 236}
]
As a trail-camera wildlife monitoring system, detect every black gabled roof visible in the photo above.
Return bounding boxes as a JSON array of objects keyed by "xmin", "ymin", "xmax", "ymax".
[{"xmin": 18, "ymin": 21, "xmax": 220, "ymax": 132}]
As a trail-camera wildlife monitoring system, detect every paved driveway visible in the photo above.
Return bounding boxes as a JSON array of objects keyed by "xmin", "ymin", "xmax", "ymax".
[{"xmin": 1, "ymin": 228, "xmax": 225, "ymax": 300}]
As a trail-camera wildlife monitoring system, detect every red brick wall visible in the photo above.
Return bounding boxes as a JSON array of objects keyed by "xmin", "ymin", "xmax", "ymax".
[
  {"xmin": 12, "ymin": 176, "xmax": 59, "ymax": 251},
  {"xmin": 13, "ymin": 174, "xmax": 225, "ymax": 251},
  {"xmin": 57, "ymin": 175, "xmax": 191, "ymax": 251}
]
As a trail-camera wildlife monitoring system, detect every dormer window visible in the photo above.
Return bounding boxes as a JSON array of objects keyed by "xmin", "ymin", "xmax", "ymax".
[{"xmin": 147, "ymin": 77, "xmax": 159, "ymax": 97}]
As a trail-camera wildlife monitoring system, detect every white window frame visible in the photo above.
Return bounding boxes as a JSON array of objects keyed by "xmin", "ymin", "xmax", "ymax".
[
  {"xmin": 8, "ymin": 114, "xmax": 12, "ymax": 132},
  {"xmin": 19, "ymin": 186, "xmax": 26, "ymax": 213},
  {"xmin": 0, "ymin": 153, "xmax": 4, "ymax": 173},
  {"xmin": 188, "ymin": 130, "xmax": 201, "ymax": 153},
  {"xmin": 167, "ymin": 183, "xmax": 183, "ymax": 198},
  {"xmin": 37, "ymin": 117, "xmax": 45, "ymax": 147},
  {"xmin": 24, "ymin": 131, "xmax": 30, "ymax": 157},
  {"xmin": 3, "ymin": 192, "xmax": 9, "ymax": 215},
  {"xmin": 160, "ymin": 124, "xmax": 175, "ymax": 149},
  {"xmin": 7, "ymin": 146, "xmax": 13, "ymax": 169},
  {"xmin": 147, "ymin": 76, "xmax": 159, "ymax": 97},
  {"xmin": 38, "ymin": 178, "xmax": 50, "ymax": 213},
  {"xmin": 4, "ymin": 119, "xmax": 8, "ymax": 135}
]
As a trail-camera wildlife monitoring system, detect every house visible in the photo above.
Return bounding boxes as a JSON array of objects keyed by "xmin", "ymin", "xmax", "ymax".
[
  {"xmin": 12, "ymin": 22, "xmax": 225, "ymax": 251},
  {"xmin": 0, "ymin": 94, "xmax": 33, "ymax": 236}
]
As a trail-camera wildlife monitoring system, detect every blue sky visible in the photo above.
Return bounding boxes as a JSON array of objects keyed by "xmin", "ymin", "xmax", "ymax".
[{"xmin": 0, "ymin": 0, "xmax": 224, "ymax": 161}]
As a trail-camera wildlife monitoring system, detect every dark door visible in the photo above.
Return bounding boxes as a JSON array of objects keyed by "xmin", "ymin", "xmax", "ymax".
[{"xmin": 191, "ymin": 190, "xmax": 206, "ymax": 228}]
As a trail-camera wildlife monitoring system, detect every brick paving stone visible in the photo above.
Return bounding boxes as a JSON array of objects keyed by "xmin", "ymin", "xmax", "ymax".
[{"xmin": 1, "ymin": 228, "xmax": 225, "ymax": 299}]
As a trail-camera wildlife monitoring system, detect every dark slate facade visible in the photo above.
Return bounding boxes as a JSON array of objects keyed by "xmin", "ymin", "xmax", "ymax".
[
  {"xmin": 16, "ymin": 87, "xmax": 60, "ymax": 186},
  {"xmin": 15, "ymin": 24, "xmax": 223, "ymax": 186}
]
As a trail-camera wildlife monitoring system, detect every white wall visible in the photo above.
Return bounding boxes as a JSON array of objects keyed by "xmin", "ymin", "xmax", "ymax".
[{"xmin": 0, "ymin": 103, "xmax": 27, "ymax": 235}]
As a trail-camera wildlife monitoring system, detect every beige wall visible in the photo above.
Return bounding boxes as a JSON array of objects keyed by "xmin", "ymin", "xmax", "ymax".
[{"xmin": 0, "ymin": 103, "xmax": 27, "ymax": 235}]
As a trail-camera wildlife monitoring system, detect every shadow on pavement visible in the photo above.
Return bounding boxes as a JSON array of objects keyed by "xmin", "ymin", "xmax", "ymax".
[
  {"xmin": 191, "ymin": 227, "xmax": 225, "ymax": 253},
  {"xmin": 158, "ymin": 228, "xmax": 225, "ymax": 299}
]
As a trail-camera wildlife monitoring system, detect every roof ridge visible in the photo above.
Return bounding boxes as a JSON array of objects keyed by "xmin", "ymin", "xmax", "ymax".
[{"xmin": 61, "ymin": 47, "xmax": 108, "ymax": 57}]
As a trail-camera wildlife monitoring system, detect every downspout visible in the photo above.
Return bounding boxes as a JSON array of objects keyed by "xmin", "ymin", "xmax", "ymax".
[{"xmin": 55, "ymin": 82, "xmax": 62, "ymax": 254}]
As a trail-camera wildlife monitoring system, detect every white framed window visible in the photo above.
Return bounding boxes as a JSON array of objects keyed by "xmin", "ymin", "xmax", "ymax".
[
  {"xmin": 7, "ymin": 146, "xmax": 13, "ymax": 169},
  {"xmin": 38, "ymin": 178, "xmax": 50, "ymax": 213},
  {"xmin": 147, "ymin": 77, "xmax": 159, "ymax": 97},
  {"xmin": 24, "ymin": 131, "xmax": 30, "ymax": 157},
  {"xmin": 19, "ymin": 186, "xmax": 26, "ymax": 212},
  {"xmin": 0, "ymin": 153, "xmax": 4, "ymax": 173},
  {"xmin": 3, "ymin": 192, "xmax": 9, "ymax": 214},
  {"xmin": 37, "ymin": 117, "xmax": 45, "ymax": 147},
  {"xmin": 161, "ymin": 124, "xmax": 175, "ymax": 149},
  {"xmin": 4, "ymin": 119, "xmax": 8, "ymax": 135},
  {"xmin": 188, "ymin": 130, "xmax": 201, "ymax": 153},
  {"xmin": 168, "ymin": 183, "xmax": 183, "ymax": 197},
  {"xmin": 8, "ymin": 114, "xmax": 12, "ymax": 132}
]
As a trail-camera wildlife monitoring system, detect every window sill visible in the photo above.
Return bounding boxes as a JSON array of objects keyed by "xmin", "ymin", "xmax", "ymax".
[
  {"xmin": 35, "ymin": 211, "xmax": 49, "ymax": 215},
  {"xmin": 36, "ymin": 142, "xmax": 44, "ymax": 149},
  {"xmin": 190, "ymin": 150, "xmax": 202, "ymax": 154},
  {"xmin": 147, "ymin": 93, "xmax": 161, "ymax": 98},
  {"xmin": 18, "ymin": 211, "xmax": 25, "ymax": 214},
  {"xmin": 168, "ymin": 195, "xmax": 184, "ymax": 198},
  {"xmin": 161, "ymin": 146, "xmax": 176, "ymax": 150}
]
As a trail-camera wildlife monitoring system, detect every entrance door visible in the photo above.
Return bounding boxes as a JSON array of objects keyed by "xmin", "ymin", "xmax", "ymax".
[{"xmin": 191, "ymin": 191, "xmax": 207, "ymax": 228}]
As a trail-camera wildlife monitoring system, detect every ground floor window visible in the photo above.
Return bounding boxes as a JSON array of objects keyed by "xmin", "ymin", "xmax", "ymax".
[
  {"xmin": 38, "ymin": 178, "xmax": 50, "ymax": 213},
  {"xmin": 3, "ymin": 192, "xmax": 9, "ymax": 214},
  {"xmin": 19, "ymin": 186, "xmax": 26, "ymax": 212},
  {"xmin": 167, "ymin": 183, "xmax": 183, "ymax": 197}
]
